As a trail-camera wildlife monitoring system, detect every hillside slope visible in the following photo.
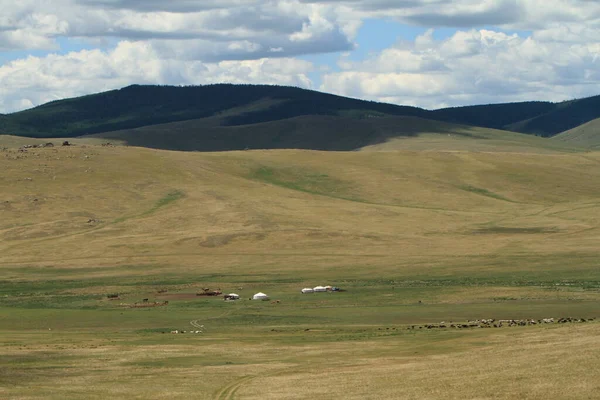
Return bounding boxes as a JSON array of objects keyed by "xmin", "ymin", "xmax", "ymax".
[
  {"xmin": 85, "ymin": 115, "xmax": 580, "ymax": 153},
  {"xmin": 432, "ymin": 95, "xmax": 600, "ymax": 137},
  {"xmin": 0, "ymin": 84, "xmax": 426, "ymax": 138},
  {"xmin": 430, "ymin": 101, "xmax": 556, "ymax": 130},
  {"xmin": 553, "ymin": 118, "xmax": 600, "ymax": 149},
  {"xmin": 1, "ymin": 84, "xmax": 599, "ymax": 148},
  {"xmin": 1, "ymin": 145, "xmax": 599, "ymax": 270},
  {"xmin": 505, "ymin": 95, "xmax": 600, "ymax": 136}
]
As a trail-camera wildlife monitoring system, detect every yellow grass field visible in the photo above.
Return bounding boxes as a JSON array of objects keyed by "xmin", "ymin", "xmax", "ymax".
[{"xmin": 1, "ymin": 139, "xmax": 599, "ymax": 399}]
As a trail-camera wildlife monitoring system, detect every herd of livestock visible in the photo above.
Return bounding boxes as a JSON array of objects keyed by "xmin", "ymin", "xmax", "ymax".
[{"xmin": 406, "ymin": 317, "xmax": 595, "ymax": 330}]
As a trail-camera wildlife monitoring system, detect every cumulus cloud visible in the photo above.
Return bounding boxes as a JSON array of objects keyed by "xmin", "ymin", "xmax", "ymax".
[
  {"xmin": 302, "ymin": 0, "xmax": 600, "ymax": 29},
  {"xmin": 0, "ymin": 1, "xmax": 70, "ymax": 50},
  {"xmin": 2, "ymin": 1, "xmax": 599, "ymax": 52},
  {"xmin": 0, "ymin": 42, "xmax": 314, "ymax": 113},
  {"xmin": 1, "ymin": 0, "xmax": 600, "ymax": 112},
  {"xmin": 0, "ymin": 0, "xmax": 357, "ymax": 58},
  {"xmin": 78, "ymin": 0, "xmax": 258, "ymax": 13},
  {"xmin": 322, "ymin": 27, "xmax": 600, "ymax": 109}
]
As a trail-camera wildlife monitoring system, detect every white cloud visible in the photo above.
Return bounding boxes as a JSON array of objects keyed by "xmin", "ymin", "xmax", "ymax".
[
  {"xmin": 1, "ymin": 0, "xmax": 600, "ymax": 111},
  {"xmin": 2, "ymin": 1, "xmax": 599, "ymax": 52},
  {"xmin": 0, "ymin": 0, "xmax": 356, "ymax": 59},
  {"xmin": 303, "ymin": 0, "xmax": 600, "ymax": 30},
  {"xmin": 322, "ymin": 27, "xmax": 600, "ymax": 109},
  {"xmin": 0, "ymin": 42, "xmax": 314, "ymax": 113}
]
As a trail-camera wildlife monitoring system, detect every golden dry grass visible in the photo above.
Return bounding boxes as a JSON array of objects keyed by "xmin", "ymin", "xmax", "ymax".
[
  {"xmin": 239, "ymin": 325, "xmax": 600, "ymax": 400},
  {"xmin": 1, "ymin": 143, "xmax": 599, "ymax": 399},
  {"xmin": 2, "ymin": 324, "xmax": 599, "ymax": 399},
  {"xmin": 554, "ymin": 117, "xmax": 600, "ymax": 149},
  {"xmin": 1, "ymin": 145, "xmax": 599, "ymax": 273}
]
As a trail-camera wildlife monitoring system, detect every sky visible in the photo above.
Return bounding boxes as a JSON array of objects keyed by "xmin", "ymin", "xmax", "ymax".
[{"xmin": 1, "ymin": 0, "xmax": 599, "ymax": 113}]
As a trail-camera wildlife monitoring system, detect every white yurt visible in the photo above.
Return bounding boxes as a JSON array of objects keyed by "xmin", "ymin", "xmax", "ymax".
[
  {"xmin": 301, "ymin": 288, "xmax": 314, "ymax": 294},
  {"xmin": 252, "ymin": 292, "xmax": 270, "ymax": 301},
  {"xmin": 313, "ymin": 286, "xmax": 327, "ymax": 292},
  {"xmin": 227, "ymin": 293, "xmax": 240, "ymax": 300}
]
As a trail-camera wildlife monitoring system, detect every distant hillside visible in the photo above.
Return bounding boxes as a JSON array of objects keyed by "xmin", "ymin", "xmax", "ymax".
[
  {"xmin": 1, "ymin": 84, "xmax": 599, "ymax": 151},
  {"xmin": 430, "ymin": 101, "xmax": 556, "ymax": 131},
  {"xmin": 0, "ymin": 84, "xmax": 427, "ymax": 138},
  {"xmin": 87, "ymin": 115, "xmax": 579, "ymax": 153},
  {"xmin": 431, "ymin": 95, "xmax": 600, "ymax": 137},
  {"xmin": 554, "ymin": 118, "xmax": 600, "ymax": 149},
  {"xmin": 506, "ymin": 95, "xmax": 600, "ymax": 136}
]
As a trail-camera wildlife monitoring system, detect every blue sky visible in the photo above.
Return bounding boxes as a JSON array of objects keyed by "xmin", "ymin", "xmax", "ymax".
[
  {"xmin": 300, "ymin": 19, "xmax": 473, "ymax": 88},
  {"xmin": 0, "ymin": 0, "xmax": 599, "ymax": 113}
]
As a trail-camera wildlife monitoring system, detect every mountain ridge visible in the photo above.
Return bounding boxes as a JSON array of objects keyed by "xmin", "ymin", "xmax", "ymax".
[{"xmin": 1, "ymin": 84, "xmax": 599, "ymax": 151}]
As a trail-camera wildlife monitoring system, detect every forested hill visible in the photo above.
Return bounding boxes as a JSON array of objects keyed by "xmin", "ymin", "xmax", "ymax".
[
  {"xmin": 505, "ymin": 95, "xmax": 600, "ymax": 136},
  {"xmin": 0, "ymin": 84, "xmax": 599, "ymax": 140},
  {"xmin": 429, "ymin": 102, "xmax": 556, "ymax": 132},
  {"xmin": 432, "ymin": 95, "xmax": 600, "ymax": 137},
  {"xmin": 0, "ymin": 84, "xmax": 427, "ymax": 138}
]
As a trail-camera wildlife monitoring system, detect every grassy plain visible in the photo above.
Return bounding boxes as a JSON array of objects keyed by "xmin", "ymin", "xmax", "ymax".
[{"xmin": 1, "ymin": 140, "xmax": 599, "ymax": 399}]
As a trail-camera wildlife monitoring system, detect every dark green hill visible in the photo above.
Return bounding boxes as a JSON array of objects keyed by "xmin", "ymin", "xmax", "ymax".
[
  {"xmin": 506, "ymin": 95, "xmax": 600, "ymax": 136},
  {"xmin": 430, "ymin": 95, "xmax": 600, "ymax": 137},
  {"xmin": 1, "ymin": 84, "xmax": 599, "ymax": 147},
  {"xmin": 0, "ymin": 84, "xmax": 427, "ymax": 138},
  {"xmin": 430, "ymin": 102, "xmax": 555, "ymax": 130}
]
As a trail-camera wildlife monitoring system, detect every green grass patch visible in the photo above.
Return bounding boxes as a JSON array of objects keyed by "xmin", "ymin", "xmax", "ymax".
[
  {"xmin": 473, "ymin": 226, "xmax": 560, "ymax": 234},
  {"xmin": 0, "ymin": 295, "xmax": 101, "ymax": 310},
  {"xmin": 459, "ymin": 185, "xmax": 514, "ymax": 202},
  {"xmin": 250, "ymin": 165, "xmax": 362, "ymax": 202},
  {"xmin": 114, "ymin": 190, "xmax": 185, "ymax": 223},
  {"xmin": 143, "ymin": 190, "xmax": 185, "ymax": 215}
]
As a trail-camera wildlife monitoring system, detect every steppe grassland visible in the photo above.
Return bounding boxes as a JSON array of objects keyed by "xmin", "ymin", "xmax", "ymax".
[
  {"xmin": 1, "ymin": 143, "xmax": 599, "ymax": 399},
  {"xmin": 2, "ymin": 325, "xmax": 599, "ymax": 399}
]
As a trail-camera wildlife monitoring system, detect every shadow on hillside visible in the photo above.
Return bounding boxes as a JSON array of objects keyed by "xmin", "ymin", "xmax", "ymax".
[{"xmin": 92, "ymin": 115, "xmax": 487, "ymax": 152}]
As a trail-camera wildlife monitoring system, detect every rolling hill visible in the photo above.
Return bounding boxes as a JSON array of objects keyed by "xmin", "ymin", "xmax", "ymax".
[
  {"xmin": 2, "ymin": 144, "xmax": 599, "ymax": 270},
  {"xmin": 84, "ymin": 115, "xmax": 580, "ymax": 153},
  {"xmin": 429, "ymin": 101, "xmax": 556, "ymax": 131},
  {"xmin": 1, "ymin": 84, "xmax": 599, "ymax": 152},
  {"xmin": 431, "ymin": 95, "xmax": 600, "ymax": 136},
  {"xmin": 506, "ymin": 95, "xmax": 600, "ymax": 136},
  {"xmin": 0, "ymin": 84, "xmax": 427, "ymax": 139},
  {"xmin": 553, "ymin": 118, "xmax": 600, "ymax": 149}
]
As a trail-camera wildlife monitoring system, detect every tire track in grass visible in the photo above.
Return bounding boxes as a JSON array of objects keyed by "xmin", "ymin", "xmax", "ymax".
[
  {"xmin": 214, "ymin": 375, "xmax": 255, "ymax": 400},
  {"xmin": 189, "ymin": 309, "xmax": 235, "ymax": 331},
  {"xmin": 214, "ymin": 365, "xmax": 309, "ymax": 400}
]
